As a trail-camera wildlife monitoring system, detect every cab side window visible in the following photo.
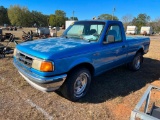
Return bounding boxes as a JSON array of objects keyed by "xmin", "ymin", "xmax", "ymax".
[{"xmin": 106, "ymin": 25, "xmax": 122, "ymax": 43}]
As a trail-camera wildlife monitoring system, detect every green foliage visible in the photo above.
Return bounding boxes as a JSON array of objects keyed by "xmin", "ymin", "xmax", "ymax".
[
  {"xmin": 55, "ymin": 10, "xmax": 66, "ymax": 26},
  {"xmin": 7, "ymin": 5, "xmax": 48, "ymax": 27},
  {"xmin": 132, "ymin": 13, "xmax": 150, "ymax": 30},
  {"xmin": 30, "ymin": 10, "xmax": 49, "ymax": 27},
  {"xmin": 1, "ymin": 5, "xmax": 77, "ymax": 27},
  {"xmin": 70, "ymin": 17, "xmax": 78, "ymax": 20},
  {"xmin": 56, "ymin": 16, "xmax": 65, "ymax": 26},
  {"xmin": 65, "ymin": 17, "xmax": 69, "ymax": 21},
  {"xmin": 48, "ymin": 10, "xmax": 67, "ymax": 27},
  {"xmin": 98, "ymin": 14, "xmax": 119, "ymax": 20},
  {"xmin": 49, "ymin": 14, "xmax": 56, "ymax": 26},
  {"xmin": 55, "ymin": 10, "xmax": 66, "ymax": 17},
  {"xmin": 8, "ymin": 5, "xmax": 30, "ymax": 26},
  {"xmin": 0, "ymin": 6, "xmax": 10, "ymax": 25}
]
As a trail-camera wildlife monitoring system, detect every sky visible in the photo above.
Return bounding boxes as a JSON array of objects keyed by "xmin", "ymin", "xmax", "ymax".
[{"xmin": 0, "ymin": 0, "xmax": 160, "ymax": 21}]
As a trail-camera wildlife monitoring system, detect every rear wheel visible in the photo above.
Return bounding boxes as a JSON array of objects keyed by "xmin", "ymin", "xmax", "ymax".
[
  {"xmin": 0, "ymin": 53, "xmax": 5, "ymax": 58},
  {"xmin": 128, "ymin": 52, "xmax": 143, "ymax": 71},
  {"xmin": 60, "ymin": 68, "xmax": 91, "ymax": 101}
]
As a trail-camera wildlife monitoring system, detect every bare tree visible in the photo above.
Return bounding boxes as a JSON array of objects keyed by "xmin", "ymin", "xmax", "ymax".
[
  {"xmin": 153, "ymin": 17, "xmax": 160, "ymax": 32},
  {"xmin": 121, "ymin": 14, "xmax": 133, "ymax": 30},
  {"xmin": 155, "ymin": 17, "xmax": 160, "ymax": 26}
]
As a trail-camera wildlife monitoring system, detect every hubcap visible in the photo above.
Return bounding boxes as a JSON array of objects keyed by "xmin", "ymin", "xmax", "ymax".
[
  {"xmin": 74, "ymin": 72, "xmax": 88, "ymax": 97},
  {"xmin": 135, "ymin": 56, "xmax": 141, "ymax": 69}
]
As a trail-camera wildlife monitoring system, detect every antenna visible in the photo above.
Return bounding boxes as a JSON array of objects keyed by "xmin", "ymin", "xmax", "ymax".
[
  {"xmin": 112, "ymin": 7, "xmax": 116, "ymax": 20},
  {"xmin": 72, "ymin": 11, "xmax": 74, "ymax": 20}
]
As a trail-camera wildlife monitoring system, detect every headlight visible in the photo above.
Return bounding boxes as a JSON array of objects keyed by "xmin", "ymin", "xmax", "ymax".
[
  {"xmin": 32, "ymin": 59, "xmax": 54, "ymax": 72},
  {"xmin": 13, "ymin": 48, "xmax": 17, "ymax": 56}
]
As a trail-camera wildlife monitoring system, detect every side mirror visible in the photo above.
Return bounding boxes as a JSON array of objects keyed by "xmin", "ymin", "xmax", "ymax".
[{"xmin": 104, "ymin": 35, "xmax": 115, "ymax": 44}]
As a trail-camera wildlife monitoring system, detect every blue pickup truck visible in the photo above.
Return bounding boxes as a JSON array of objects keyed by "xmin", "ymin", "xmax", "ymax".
[{"xmin": 13, "ymin": 20, "xmax": 150, "ymax": 101}]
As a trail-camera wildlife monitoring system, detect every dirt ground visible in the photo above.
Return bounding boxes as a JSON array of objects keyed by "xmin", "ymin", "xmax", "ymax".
[{"xmin": 0, "ymin": 31, "xmax": 160, "ymax": 120}]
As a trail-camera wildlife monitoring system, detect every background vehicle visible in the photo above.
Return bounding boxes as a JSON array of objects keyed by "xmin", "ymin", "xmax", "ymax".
[
  {"xmin": 0, "ymin": 34, "xmax": 15, "ymax": 58},
  {"xmin": 22, "ymin": 31, "xmax": 33, "ymax": 42},
  {"xmin": 126, "ymin": 26, "xmax": 137, "ymax": 35},
  {"xmin": 65, "ymin": 20, "xmax": 76, "ymax": 29},
  {"xmin": 140, "ymin": 26, "xmax": 153, "ymax": 36},
  {"xmin": 0, "ymin": 28, "xmax": 13, "ymax": 42},
  {"xmin": 35, "ymin": 27, "xmax": 50, "ymax": 36},
  {"xmin": 13, "ymin": 20, "xmax": 150, "ymax": 101}
]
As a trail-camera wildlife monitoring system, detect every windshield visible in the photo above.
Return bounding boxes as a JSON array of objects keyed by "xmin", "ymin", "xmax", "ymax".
[{"xmin": 62, "ymin": 21, "xmax": 105, "ymax": 41}]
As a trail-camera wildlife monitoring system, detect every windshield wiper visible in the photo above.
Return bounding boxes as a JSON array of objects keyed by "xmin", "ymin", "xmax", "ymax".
[
  {"xmin": 61, "ymin": 35, "xmax": 69, "ymax": 38},
  {"xmin": 82, "ymin": 38, "xmax": 97, "ymax": 42}
]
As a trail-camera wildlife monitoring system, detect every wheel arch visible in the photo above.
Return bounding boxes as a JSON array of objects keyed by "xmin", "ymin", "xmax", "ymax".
[
  {"xmin": 68, "ymin": 62, "xmax": 95, "ymax": 77},
  {"xmin": 135, "ymin": 47, "xmax": 144, "ymax": 63},
  {"xmin": 136, "ymin": 47, "xmax": 144, "ymax": 55}
]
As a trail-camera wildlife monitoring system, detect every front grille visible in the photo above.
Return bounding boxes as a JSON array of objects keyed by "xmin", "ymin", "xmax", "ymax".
[{"xmin": 16, "ymin": 52, "xmax": 33, "ymax": 67}]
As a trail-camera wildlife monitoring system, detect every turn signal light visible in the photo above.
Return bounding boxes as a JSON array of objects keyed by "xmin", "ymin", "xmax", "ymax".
[{"xmin": 40, "ymin": 61, "xmax": 53, "ymax": 72}]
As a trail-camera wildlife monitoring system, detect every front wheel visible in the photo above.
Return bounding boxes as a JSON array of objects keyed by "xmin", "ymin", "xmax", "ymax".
[
  {"xmin": 128, "ymin": 52, "xmax": 143, "ymax": 71},
  {"xmin": 60, "ymin": 68, "xmax": 91, "ymax": 101}
]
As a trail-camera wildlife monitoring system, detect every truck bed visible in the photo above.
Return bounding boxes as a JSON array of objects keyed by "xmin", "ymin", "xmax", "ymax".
[{"xmin": 126, "ymin": 36, "xmax": 149, "ymax": 41}]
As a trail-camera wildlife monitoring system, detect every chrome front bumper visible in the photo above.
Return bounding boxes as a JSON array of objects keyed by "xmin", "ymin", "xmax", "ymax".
[{"xmin": 13, "ymin": 59, "xmax": 67, "ymax": 92}]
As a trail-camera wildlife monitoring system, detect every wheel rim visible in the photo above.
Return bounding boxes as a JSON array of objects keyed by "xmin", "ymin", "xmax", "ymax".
[
  {"xmin": 135, "ymin": 56, "xmax": 141, "ymax": 69},
  {"xmin": 0, "ymin": 54, "xmax": 5, "ymax": 58},
  {"xmin": 74, "ymin": 72, "xmax": 88, "ymax": 97}
]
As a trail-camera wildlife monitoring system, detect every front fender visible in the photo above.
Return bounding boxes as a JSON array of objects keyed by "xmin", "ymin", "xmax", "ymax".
[
  {"xmin": 68, "ymin": 57, "xmax": 93, "ymax": 71},
  {"xmin": 54, "ymin": 56, "xmax": 94, "ymax": 75}
]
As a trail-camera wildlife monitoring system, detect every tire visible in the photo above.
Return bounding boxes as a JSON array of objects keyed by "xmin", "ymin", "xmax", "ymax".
[
  {"xmin": 0, "ymin": 53, "xmax": 5, "ymax": 58},
  {"xmin": 128, "ymin": 52, "xmax": 143, "ymax": 71},
  {"xmin": 60, "ymin": 68, "xmax": 91, "ymax": 101}
]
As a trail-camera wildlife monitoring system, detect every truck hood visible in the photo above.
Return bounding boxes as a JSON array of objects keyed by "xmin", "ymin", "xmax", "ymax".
[{"xmin": 16, "ymin": 37, "xmax": 97, "ymax": 60}]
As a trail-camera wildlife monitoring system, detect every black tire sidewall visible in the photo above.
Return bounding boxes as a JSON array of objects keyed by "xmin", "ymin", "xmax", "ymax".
[
  {"xmin": 61, "ymin": 68, "xmax": 91, "ymax": 101},
  {"xmin": 0, "ymin": 53, "xmax": 5, "ymax": 58},
  {"xmin": 131, "ymin": 53, "xmax": 142, "ymax": 71}
]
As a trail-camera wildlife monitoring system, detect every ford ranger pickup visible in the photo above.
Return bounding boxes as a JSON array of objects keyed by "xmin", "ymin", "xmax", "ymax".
[{"xmin": 13, "ymin": 20, "xmax": 150, "ymax": 101}]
